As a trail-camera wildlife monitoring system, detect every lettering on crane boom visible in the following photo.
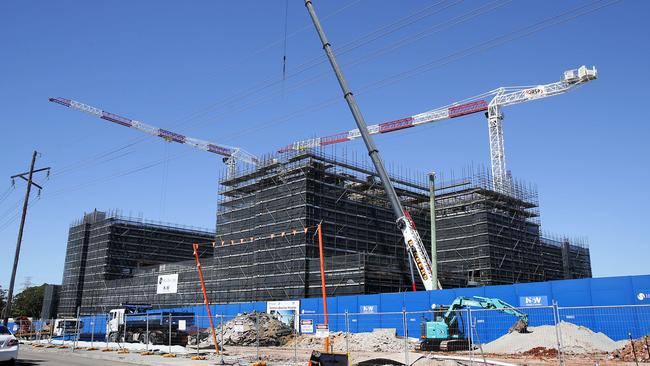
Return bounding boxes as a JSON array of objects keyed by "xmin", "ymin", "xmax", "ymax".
[
  {"xmin": 523, "ymin": 86, "xmax": 546, "ymax": 99},
  {"xmin": 407, "ymin": 239, "xmax": 429, "ymax": 281}
]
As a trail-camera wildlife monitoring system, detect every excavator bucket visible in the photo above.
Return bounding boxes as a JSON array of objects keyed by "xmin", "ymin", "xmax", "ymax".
[{"xmin": 508, "ymin": 319, "xmax": 528, "ymax": 333}]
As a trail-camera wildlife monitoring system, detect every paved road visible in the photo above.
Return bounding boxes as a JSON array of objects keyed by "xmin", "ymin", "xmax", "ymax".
[{"xmin": 17, "ymin": 348, "xmax": 142, "ymax": 366}]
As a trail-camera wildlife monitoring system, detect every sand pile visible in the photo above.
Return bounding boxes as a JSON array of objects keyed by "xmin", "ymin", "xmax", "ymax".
[
  {"xmin": 288, "ymin": 328, "xmax": 416, "ymax": 353},
  {"xmin": 482, "ymin": 321, "xmax": 621, "ymax": 354}
]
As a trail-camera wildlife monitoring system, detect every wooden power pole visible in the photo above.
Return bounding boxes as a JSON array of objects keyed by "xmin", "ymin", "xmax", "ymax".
[{"xmin": 3, "ymin": 151, "xmax": 50, "ymax": 325}]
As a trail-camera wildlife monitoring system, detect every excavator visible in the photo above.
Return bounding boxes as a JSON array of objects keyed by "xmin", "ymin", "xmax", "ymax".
[{"xmin": 419, "ymin": 296, "xmax": 529, "ymax": 351}]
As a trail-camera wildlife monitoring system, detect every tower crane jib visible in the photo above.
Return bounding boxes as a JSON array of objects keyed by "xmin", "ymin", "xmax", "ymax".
[
  {"xmin": 48, "ymin": 97, "xmax": 259, "ymax": 175},
  {"xmin": 280, "ymin": 65, "xmax": 597, "ymax": 192}
]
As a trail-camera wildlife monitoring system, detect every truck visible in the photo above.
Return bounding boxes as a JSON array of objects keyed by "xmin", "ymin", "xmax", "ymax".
[
  {"xmin": 420, "ymin": 296, "xmax": 529, "ymax": 351},
  {"xmin": 106, "ymin": 304, "xmax": 194, "ymax": 346}
]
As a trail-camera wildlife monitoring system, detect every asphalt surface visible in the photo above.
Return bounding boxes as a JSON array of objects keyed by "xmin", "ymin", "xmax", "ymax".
[{"xmin": 17, "ymin": 348, "xmax": 141, "ymax": 365}]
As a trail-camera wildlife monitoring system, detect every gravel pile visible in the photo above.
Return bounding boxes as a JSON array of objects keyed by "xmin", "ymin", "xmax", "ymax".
[
  {"xmin": 288, "ymin": 328, "xmax": 416, "ymax": 353},
  {"xmin": 482, "ymin": 322, "xmax": 622, "ymax": 354}
]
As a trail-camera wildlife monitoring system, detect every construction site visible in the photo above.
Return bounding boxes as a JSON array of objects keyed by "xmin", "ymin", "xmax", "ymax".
[
  {"xmin": 55, "ymin": 149, "xmax": 592, "ymax": 317},
  {"xmin": 2, "ymin": 1, "xmax": 647, "ymax": 366}
]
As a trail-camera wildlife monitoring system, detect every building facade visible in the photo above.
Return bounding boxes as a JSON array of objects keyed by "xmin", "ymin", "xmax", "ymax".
[
  {"xmin": 58, "ymin": 151, "xmax": 591, "ymax": 314},
  {"xmin": 57, "ymin": 210, "xmax": 214, "ymax": 316}
]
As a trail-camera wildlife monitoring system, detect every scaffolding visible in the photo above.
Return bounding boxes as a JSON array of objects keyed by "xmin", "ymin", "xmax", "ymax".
[
  {"xmin": 58, "ymin": 148, "xmax": 591, "ymax": 314},
  {"xmin": 57, "ymin": 210, "xmax": 215, "ymax": 316}
]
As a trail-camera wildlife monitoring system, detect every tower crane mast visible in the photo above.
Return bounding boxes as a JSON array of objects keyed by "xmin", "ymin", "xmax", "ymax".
[
  {"xmin": 280, "ymin": 66, "xmax": 597, "ymax": 191},
  {"xmin": 49, "ymin": 97, "xmax": 258, "ymax": 176}
]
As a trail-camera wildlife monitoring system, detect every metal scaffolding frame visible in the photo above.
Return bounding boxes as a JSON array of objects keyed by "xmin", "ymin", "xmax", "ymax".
[{"xmin": 57, "ymin": 149, "xmax": 591, "ymax": 315}]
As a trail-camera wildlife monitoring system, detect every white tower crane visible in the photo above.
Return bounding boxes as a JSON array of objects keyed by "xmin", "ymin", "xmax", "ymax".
[
  {"xmin": 279, "ymin": 65, "xmax": 597, "ymax": 192},
  {"xmin": 49, "ymin": 97, "xmax": 258, "ymax": 177}
]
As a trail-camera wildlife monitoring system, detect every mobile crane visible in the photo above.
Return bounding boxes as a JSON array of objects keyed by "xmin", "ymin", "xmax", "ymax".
[{"xmin": 420, "ymin": 296, "xmax": 529, "ymax": 351}]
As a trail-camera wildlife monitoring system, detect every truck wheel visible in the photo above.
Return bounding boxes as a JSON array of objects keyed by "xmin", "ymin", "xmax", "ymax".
[
  {"xmin": 108, "ymin": 332, "xmax": 120, "ymax": 343},
  {"xmin": 148, "ymin": 332, "xmax": 159, "ymax": 345}
]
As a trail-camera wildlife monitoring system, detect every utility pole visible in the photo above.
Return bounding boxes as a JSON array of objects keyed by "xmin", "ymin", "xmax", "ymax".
[
  {"xmin": 3, "ymin": 151, "xmax": 50, "ymax": 325},
  {"xmin": 428, "ymin": 172, "xmax": 438, "ymax": 289}
]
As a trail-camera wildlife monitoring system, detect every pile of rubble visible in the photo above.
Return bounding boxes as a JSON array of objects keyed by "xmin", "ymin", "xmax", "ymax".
[
  {"xmin": 611, "ymin": 335, "xmax": 650, "ymax": 362},
  {"xmin": 288, "ymin": 328, "xmax": 415, "ymax": 353},
  {"xmin": 188, "ymin": 312, "xmax": 293, "ymax": 348},
  {"xmin": 482, "ymin": 322, "xmax": 623, "ymax": 354}
]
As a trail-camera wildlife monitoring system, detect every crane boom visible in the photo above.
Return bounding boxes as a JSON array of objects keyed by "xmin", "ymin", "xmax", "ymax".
[
  {"xmin": 279, "ymin": 66, "xmax": 597, "ymax": 191},
  {"xmin": 305, "ymin": 0, "xmax": 436, "ymax": 291},
  {"xmin": 48, "ymin": 97, "xmax": 259, "ymax": 166}
]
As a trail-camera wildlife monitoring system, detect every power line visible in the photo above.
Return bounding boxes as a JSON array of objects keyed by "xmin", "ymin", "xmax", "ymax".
[
  {"xmin": 45, "ymin": 1, "xmax": 454, "ymax": 180},
  {"xmin": 37, "ymin": 1, "xmax": 616, "ymax": 203}
]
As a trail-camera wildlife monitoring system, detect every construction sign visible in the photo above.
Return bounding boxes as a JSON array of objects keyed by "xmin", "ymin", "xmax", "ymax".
[
  {"xmin": 156, "ymin": 274, "xmax": 178, "ymax": 294},
  {"xmin": 300, "ymin": 319, "xmax": 314, "ymax": 334},
  {"xmin": 315, "ymin": 324, "xmax": 329, "ymax": 338}
]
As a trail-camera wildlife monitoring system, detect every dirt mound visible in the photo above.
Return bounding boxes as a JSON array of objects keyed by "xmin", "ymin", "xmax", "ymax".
[
  {"xmin": 482, "ymin": 322, "xmax": 620, "ymax": 354},
  {"xmin": 611, "ymin": 335, "xmax": 650, "ymax": 362},
  {"xmin": 522, "ymin": 347, "xmax": 559, "ymax": 358},
  {"xmin": 188, "ymin": 312, "xmax": 293, "ymax": 348}
]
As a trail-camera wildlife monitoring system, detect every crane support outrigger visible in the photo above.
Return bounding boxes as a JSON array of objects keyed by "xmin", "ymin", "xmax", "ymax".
[{"xmin": 304, "ymin": 0, "xmax": 436, "ymax": 290}]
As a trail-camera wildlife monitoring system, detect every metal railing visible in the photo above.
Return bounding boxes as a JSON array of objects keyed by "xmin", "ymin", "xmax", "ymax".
[{"xmin": 14, "ymin": 304, "xmax": 650, "ymax": 365}]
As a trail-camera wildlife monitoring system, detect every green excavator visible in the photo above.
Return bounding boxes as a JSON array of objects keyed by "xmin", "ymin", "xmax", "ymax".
[{"xmin": 419, "ymin": 296, "xmax": 529, "ymax": 351}]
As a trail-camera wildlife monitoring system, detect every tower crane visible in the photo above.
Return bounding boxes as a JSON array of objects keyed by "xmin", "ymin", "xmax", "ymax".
[
  {"xmin": 49, "ymin": 97, "xmax": 258, "ymax": 177},
  {"xmin": 279, "ymin": 65, "xmax": 597, "ymax": 192}
]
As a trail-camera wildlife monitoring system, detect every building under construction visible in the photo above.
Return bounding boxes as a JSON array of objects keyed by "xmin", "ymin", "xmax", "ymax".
[
  {"xmin": 57, "ymin": 150, "xmax": 591, "ymax": 315},
  {"xmin": 57, "ymin": 210, "xmax": 214, "ymax": 316}
]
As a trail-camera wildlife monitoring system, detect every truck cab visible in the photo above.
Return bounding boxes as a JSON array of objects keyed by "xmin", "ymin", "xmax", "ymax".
[
  {"xmin": 53, "ymin": 319, "xmax": 81, "ymax": 337},
  {"xmin": 106, "ymin": 308, "xmax": 125, "ymax": 336}
]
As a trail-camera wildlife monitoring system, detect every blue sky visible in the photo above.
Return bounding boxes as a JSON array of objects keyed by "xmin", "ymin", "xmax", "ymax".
[{"xmin": 1, "ymin": 0, "xmax": 648, "ymax": 290}]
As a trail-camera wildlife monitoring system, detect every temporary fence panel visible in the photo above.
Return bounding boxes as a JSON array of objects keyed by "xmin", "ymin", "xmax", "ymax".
[{"xmin": 558, "ymin": 305, "xmax": 650, "ymax": 341}]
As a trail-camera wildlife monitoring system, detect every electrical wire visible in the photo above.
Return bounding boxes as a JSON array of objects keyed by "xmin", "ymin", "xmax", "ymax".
[
  {"xmin": 0, "ymin": 185, "xmax": 14, "ymax": 205},
  {"xmin": 36, "ymin": 0, "xmax": 616, "ymax": 202},
  {"xmin": 216, "ymin": 0, "xmax": 619, "ymax": 144},
  {"xmin": 44, "ymin": 1, "xmax": 455, "ymax": 181}
]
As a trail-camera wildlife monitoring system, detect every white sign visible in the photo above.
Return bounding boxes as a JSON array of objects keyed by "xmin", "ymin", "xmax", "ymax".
[
  {"xmin": 360, "ymin": 305, "xmax": 377, "ymax": 314},
  {"xmin": 267, "ymin": 300, "xmax": 300, "ymax": 330},
  {"xmin": 156, "ymin": 274, "xmax": 178, "ymax": 294},
  {"xmin": 300, "ymin": 319, "xmax": 314, "ymax": 334},
  {"xmin": 234, "ymin": 320, "xmax": 244, "ymax": 333},
  {"xmin": 315, "ymin": 324, "xmax": 329, "ymax": 338},
  {"xmin": 178, "ymin": 320, "xmax": 186, "ymax": 331}
]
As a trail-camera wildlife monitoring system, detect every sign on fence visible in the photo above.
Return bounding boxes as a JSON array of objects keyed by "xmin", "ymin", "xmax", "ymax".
[
  {"xmin": 267, "ymin": 300, "xmax": 300, "ymax": 330},
  {"xmin": 234, "ymin": 320, "xmax": 244, "ymax": 332},
  {"xmin": 360, "ymin": 305, "xmax": 377, "ymax": 314},
  {"xmin": 519, "ymin": 295, "xmax": 548, "ymax": 307},
  {"xmin": 315, "ymin": 324, "xmax": 329, "ymax": 338},
  {"xmin": 300, "ymin": 319, "xmax": 314, "ymax": 333},
  {"xmin": 635, "ymin": 290, "xmax": 650, "ymax": 302}
]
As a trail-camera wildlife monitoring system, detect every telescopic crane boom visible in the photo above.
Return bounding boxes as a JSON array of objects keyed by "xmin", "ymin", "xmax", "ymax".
[
  {"xmin": 304, "ymin": 0, "xmax": 436, "ymax": 290},
  {"xmin": 49, "ymin": 97, "xmax": 258, "ymax": 176},
  {"xmin": 280, "ymin": 66, "xmax": 597, "ymax": 191}
]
